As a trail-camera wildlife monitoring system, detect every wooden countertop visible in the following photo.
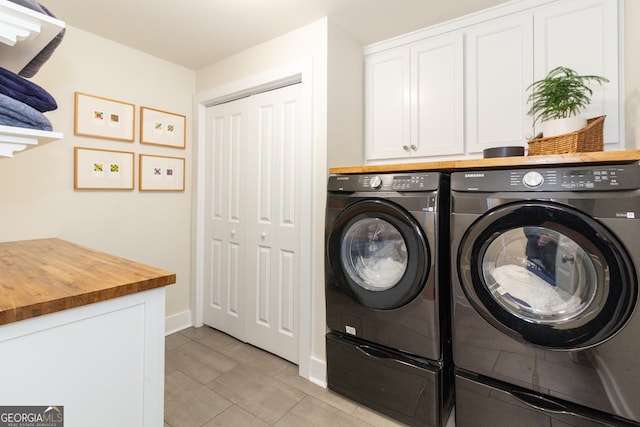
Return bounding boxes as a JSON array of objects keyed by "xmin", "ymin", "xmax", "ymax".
[
  {"xmin": 329, "ymin": 149, "xmax": 640, "ymax": 174},
  {"xmin": 0, "ymin": 238, "xmax": 176, "ymax": 326}
]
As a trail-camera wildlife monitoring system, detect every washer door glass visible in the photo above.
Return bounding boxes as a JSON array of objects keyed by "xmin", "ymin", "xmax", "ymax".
[
  {"xmin": 341, "ymin": 218, "xmax": 408, "ymax": 291},
  {"xmin": 326, "ymin": 199, "xmax": 431, "ymax": 310},
  {"xmin": 483, "ymin": 226, "xmax": 597, "ymax": 323}
]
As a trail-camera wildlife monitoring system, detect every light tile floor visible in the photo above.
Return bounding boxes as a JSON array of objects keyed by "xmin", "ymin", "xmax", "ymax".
[{"xmin": 165, "ymin": 326, "xmax": 455, "ymax": 427}]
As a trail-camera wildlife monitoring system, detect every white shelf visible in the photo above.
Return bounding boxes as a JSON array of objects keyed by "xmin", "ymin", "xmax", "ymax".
[
  {"xmin": 0, "ymin": 0, "xmax": 65, "ymax": 73},
  {"xmin": 0, "ymin": 125, "xmax": 63, "ymax": 157},
  {"xmin": 0, "ymin": 1, "xmax": 65, "ymax": 157}
]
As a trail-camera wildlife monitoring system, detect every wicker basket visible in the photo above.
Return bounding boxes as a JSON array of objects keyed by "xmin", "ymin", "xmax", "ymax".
[{"xmin": 527, "ymin": 115, "xmax": 605, "ymax": 156}]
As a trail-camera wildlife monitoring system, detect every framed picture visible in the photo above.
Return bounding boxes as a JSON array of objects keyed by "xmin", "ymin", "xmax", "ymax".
[
  {"xmin": 74, "ymin": 147, "xmax": 135, "ymax": 190},
  {"xmin": 74, "ymin": 92, "xmax": 135, "ymax": 142},
  {"xmin": 139, "ymin": 154, "xmax": 185, "ymax": 191},
  {"xmin": 140, "ymin": 106, "xmax": 186, "ymax": 148}
]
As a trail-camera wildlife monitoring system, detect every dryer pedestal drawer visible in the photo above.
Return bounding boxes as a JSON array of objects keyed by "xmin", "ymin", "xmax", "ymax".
[
  {"xmin": 455, "ymin": 370, "xmax": 637, "ymax": 427},
  {"xmin": 326, "ymin": 332, "xmax": 451, "ymax": 427}
]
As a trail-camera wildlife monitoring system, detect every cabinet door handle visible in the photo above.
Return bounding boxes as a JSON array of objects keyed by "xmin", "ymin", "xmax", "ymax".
[
  {"xmin": 402, "ymin": 145, "xmax": 410, "ymax": 151},
  {"xmin": 410, "ymin": 145, "xmax": 417, "ymax": 151}
]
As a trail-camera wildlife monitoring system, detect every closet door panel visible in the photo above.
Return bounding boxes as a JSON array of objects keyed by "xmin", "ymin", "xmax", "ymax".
[{"xmin": 203, "ymin": 99, "xmax": 249, "ymax": 340}]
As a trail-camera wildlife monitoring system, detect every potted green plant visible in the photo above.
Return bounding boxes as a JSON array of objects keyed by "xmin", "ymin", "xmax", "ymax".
[{"xmin": 527, "ymin": 66, "xmax": 609, "ymax": 137}]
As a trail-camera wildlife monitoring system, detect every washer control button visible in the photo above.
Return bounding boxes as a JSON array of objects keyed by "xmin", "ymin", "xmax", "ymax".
[
  {"xmin": 369, "ymin": 176, "xmax": 383, "ymax": 189},
  {"xmin": 523, "ymin": 171, "xmax": 544, "ymax": 188}
]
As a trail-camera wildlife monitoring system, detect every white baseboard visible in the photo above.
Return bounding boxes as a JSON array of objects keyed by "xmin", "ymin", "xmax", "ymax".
[
  {"xmin": 165, "ymin": 310, "xmax": 192, "ymax": 335},
  {"xmin": 307, "ymin": 355, "xmax": 327, "ymax": 388}
]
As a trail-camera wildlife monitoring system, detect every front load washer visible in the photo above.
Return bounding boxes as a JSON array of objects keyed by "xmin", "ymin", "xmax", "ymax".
[
  {"xmin": 450, "ymin": 163, "xmax": 640, "ymax": 426},
  {"xmin": 325, "ymin": 172, "xmax": 452, "ymax": 427}
]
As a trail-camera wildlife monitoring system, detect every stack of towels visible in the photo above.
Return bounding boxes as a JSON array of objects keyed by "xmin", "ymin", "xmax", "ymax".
[{"xmin": 0, "ymin": 0, "xmax": 65, "ymax": 131}]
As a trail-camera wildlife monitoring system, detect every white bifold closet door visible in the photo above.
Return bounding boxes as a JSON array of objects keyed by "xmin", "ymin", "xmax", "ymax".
[{"xmin": 203, "ymin": 84, "xmax": 302, "ymax": 364}]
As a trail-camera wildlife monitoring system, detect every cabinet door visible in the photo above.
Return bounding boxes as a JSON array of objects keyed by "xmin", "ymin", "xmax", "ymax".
[
  {"xmin": 365, "ymin": 47, "xmax": 411, "ymax": 160},
  {"xmin": 465, "ymin": 13, "xmax": 534, "ymax": 154},
  {"xmin": 534, "ymin": 0, "xmax": 620, "ymax": 148},
  {"xmin": 412, "ymin": 34, "xmax": 464, "ymax": 157}
]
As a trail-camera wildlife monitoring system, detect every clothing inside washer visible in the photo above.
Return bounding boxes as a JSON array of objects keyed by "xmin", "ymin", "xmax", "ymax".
[{"xmin": 341, "ymin": 217, "xmax": 408, "ymax": 291}]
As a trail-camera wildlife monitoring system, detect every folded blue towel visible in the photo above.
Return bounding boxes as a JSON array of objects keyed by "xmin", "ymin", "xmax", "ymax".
[
  {"xmin": 0, "ymin": 67, "xmax": 57, "ymax": 112},
  {"xmin": 0, "ymin": 93, "xmax": 52, "ymax": 131},
  {"xmin": 8, "ymin": 0, "xmax": 65, "ymax": 78}
]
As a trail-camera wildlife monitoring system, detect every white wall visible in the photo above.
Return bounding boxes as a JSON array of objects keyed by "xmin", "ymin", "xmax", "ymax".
[
  {"xmin": 0, "ymin": 26, "xmax": 196, "ymax": 320},
  {"xmin": 327, "ymin": 20, "xmax": 365, "ymax": 168}
]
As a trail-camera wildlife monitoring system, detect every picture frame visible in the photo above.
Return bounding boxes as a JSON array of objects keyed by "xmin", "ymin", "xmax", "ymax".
[
  {"xmin": 140, "ymin": 106, "xmax": 186, "ymax": 148},
  {"xmin": 139, "ymin": 154, "xmax": 185, "ymax": 192},
  {"xmin": 74, "ymin": 92, "xmax": 135, "ymax": 142},
  {"xmin": 74, "ymin": 147, "xmax": 135, "ymax": 190}
]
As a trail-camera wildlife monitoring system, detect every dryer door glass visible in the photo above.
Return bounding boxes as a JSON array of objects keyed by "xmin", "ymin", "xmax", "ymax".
[
  {"xmin": 457, "ymin": 201, "xmax": 637, "ymax": 349},
  {"xmin": 341, "ymin": 218, "xmax": 408, "ymax": 291},
  {"xmin": 482, "ymin": 227, "xmax": 597, "ymax": 323}
]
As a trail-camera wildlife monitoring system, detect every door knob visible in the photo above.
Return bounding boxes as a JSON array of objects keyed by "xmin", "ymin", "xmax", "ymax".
[{"xmin": 261, "ymin": 232, "xmax": 267, "ymax": 239}]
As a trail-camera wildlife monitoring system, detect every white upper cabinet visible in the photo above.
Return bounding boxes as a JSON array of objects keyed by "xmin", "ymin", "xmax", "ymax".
[
  {"xmin": 365, "ymin": 34, "xmax": 463, "ymax": 161},
  {"xmin": 412, "ymin": 34, "xmax": 464, "ymax": 158},
  {"xmin": 365, "ymin": 47, "xmax": 411, "ymax": 160},
  {"xmin": 364, "ymin": 0, "xmax": 622, "ymax": 163},
  {"xmin": 465, "ymin": 13, "xmax": 534, "ymax": 154},
  {"xmin": 534, "ymin": 0, "xmax": 620, "ymax": 149}
]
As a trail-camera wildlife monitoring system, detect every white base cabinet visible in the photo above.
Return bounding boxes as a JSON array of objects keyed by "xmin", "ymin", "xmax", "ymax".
[{"xmin": 0, "ymin": 288, "xmax": 166, "ymax": 427}]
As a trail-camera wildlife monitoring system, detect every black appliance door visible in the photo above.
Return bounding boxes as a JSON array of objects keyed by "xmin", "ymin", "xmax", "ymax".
[
  {"xmin": 457, "ymin": 201, "xmax": 636, "ymax": 349},
  {"xmin": 327, "ymin": 199, "xmax": 429, "ymax": 310}
]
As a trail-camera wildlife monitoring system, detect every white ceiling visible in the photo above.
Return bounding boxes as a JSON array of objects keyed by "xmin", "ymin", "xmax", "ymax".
[{"xmin": 40, "ymin": 0, "xmax": 509, "ymax": 70}]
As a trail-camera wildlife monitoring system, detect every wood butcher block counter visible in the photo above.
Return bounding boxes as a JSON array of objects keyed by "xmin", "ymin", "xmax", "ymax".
[
  {"xmin": 0, "ymin": 238, "xmax": 176, "ymax": 426},
  {"xmin": 329, "ymin": 150, "xmax": 640, "ymax": 174},
  {"xmin": 0, "ymin": 237, "xmax": 176, "ymax": 325}
]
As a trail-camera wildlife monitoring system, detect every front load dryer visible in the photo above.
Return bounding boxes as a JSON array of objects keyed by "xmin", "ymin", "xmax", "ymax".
[
  {"xmin": 325, "ymin": 172, "xmax": 453, "ymax": 427},
  {"xmin": 450, "ymin": 163, "xmax": 640, "ymax": 426}
]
